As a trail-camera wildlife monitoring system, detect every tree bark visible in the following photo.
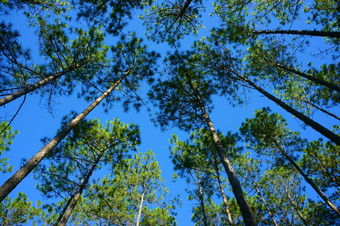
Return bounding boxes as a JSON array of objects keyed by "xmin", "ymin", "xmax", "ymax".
[
  {"xmin": 136, "ymin": 191, "xmax": 145, "ymax": 226},
  {"xmin": 246, "ymin": 170, "xmax": 278, "ymax": 226},
  {"xmin": 58, "ymin": 149, "xmax": 105, "ymax": 226},
  {"xmin": 272, "ymin": 140, "xmax": 340, "ymax": 216},
  {"xmin": 253, "ymin": 29, "xmax": 340, "ymax": 38},
  {"xmin": 198, "ymin": 177, "xmax": 209, "ymax": 226},
  {"xmin": 275, "ymin": 63, "xmax": 340, "ymax": 93},
  {"xmin": 212, "ymin": 156, "xmax": 233, "ymax": 225},
  {"xmin": 229, "ymin": 69, "xmax": 340, "ymax": 145},
  {"xmin": 0, "ymin": 68, "xmax": 75, "ymax": 107},
  {"xmin": 185, "ymin": 75, "xmax": 257, "ymax": 225},
  {"xmin": 0, "ymin": 71, "xmax": 129, "ymax": 202}
]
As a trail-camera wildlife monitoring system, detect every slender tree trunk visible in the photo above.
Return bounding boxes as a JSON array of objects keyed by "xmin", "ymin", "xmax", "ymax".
[
  {"xmin": 0, "ymin": 71, "xmax": 130, "ymax": 202},
  {"xmin": 229, "ymin": 69, "xmax": 340, "ymax": 145},
  {"xmin": 281, "ymin": 185, "xmax": 308, "ymax": 226},
  {"xmin": 136, "ymin": 191, "xmax": 145, "ymax": 226},
  {"xmin": 245, "ymin": 170, "xmax": 278, "ymax": 226},
  {"xmin": 301, "ymin": 98, "xmax": 340, "ymax": 121},
  {"xmin": 54, "ymin": 179, "xmax": 84, "ymax": 225},
  {"xmin": 253, "ymin": 29, "xmax": 340, "ymax": 38},
  {"xmin": 272, "ymin": 140, "xmax": 340, "ymax": 216},
  {"xmin": 198, "ymin": 177, "xmax": 209, "ymax": 226},
  {"xmin": 185, "ymin": 75, "xmax": 257, "ymax": 225},
  {"xmin": 212, "ymin": 156, "xmax": 233, "ymax": 225},
  {"xmin": 275, "ymin": 63, "xmax": 340, "ymax": 93},
  {"xmin": 58, "ymin": 149, "xmax": 105, "ymax": 226},
  {"xmin": 0, "ymin": 69, "xmax": 71, "ymax": 107}
]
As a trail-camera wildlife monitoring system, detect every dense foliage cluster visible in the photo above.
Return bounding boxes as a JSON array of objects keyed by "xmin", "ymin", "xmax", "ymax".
[{"xmin": 0, "ymin": 0, "xmax": 339, "ymax": 224}]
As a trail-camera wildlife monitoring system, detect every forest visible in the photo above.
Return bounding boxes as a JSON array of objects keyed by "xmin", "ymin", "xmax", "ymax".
[{"xmin": 0, "ymin": 0, "xmax": 339, "ymax": 225}]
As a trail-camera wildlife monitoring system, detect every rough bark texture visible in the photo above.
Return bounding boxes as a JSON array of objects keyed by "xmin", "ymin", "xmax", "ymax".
[{"xmin": 0, "ymin": 72, "xmax": 128, "ymax": 202}]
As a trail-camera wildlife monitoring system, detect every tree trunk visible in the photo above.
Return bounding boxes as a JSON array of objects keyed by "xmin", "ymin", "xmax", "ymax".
[
  {"xmin": 229, "ymin": 69, "xmax": 340, "ymax": 145},
  {"xmin": 212, "ymin": 156, "xmax": 233, "ymax": 225},
  {"xmin": 253, "ymin": 29, "xmax": 340, "ymax": 38},
  {"xmin": 185, "ymin": 75, "xmax": 257, "ymax": 225},
  {"xmin": 246, "ymin": 170, "xmax": 278, "ymax": 226},
  {"xmin": 58, "ymin": 150, "xmax": 105, "ymax": 226},
  {"xmin": 301, "ymin": 98, "xmax": 340, "ymax": 121},
  {"xmin": 272, "ymin": 140, "xmax": 340, "ymax": 216},
  {"xmin": 0, "ymin": 68, "xmax": 72, "ymax": 107},
  {"xmin": 197, "ymin": 177, "xmax": 209, "ymax": 226},
  {"xmin": 275, "ymin": 63, "xmax": 340, "ymax": 93},
  {"xmin": 280, "ymin": 185, "xmax": 308, "ymax": 225},
  {"xmin": 0, "ymin": 71, "xmax": 130, "ymax": 202},
  {"xmin": 136, "ymin": 191, "xmax": 145, "ymax": 226}
]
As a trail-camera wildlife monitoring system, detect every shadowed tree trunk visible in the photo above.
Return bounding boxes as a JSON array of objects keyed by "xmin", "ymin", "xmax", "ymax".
[
  {"xmin": 253, "ymin": 29, "xmax": 340, "ymax": 38},
  {"xmin": 228, "ymin": 68, "xmax": 340, "ymax": 145},
  {"xmin": 271, "ymin": 139, "xmax": 340, "ymax": 216}
]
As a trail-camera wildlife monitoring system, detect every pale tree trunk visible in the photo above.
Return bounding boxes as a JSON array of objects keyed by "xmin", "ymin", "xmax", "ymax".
[
  {"xmin": 202, "ymin": 110, "xmax": 256, "ymax": 225},
  {"xmin": 212, "ymin": 156, "xmax": 233, "ymax": 225},
  {"xmin": 0, "ymin": 66, "xmax": 77, "ymax": 107},
  {"xmin": 272, "ymin": 140, "xmax": 340, "ymax": 216},
  {"xmin": 0, "ymin": 71, "xmax": 130, "ymax": 202},
  {"xmin": 136, "ymin": 191, "xmax": 145, "ymax": 226},
  {"xmin": 185, "ymin": 76, "xmax": 257, "ymax": 225},
  {"xmin": 229, "ymin": 68, "xmax": 340, "ymax": 145}
]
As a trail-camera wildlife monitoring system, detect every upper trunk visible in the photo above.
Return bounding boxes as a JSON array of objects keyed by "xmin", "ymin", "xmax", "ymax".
[{"xmin": 229, "ymin": 69, "xmax": 340, "ymax": 145}]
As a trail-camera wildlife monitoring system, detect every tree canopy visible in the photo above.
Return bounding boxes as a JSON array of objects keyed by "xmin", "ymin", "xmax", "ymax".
[{"xmin": 0, "ymin": 0, "xmax": 339, "ymax": 224}]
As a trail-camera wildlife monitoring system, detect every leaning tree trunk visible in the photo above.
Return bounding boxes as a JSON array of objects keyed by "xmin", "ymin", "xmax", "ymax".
[
  {"xmin": 212, "ymin": 155, "xmax": 233, "ymax": 225},
  {"xmin": 274, "ymin": 63, "xmax": 340, "ymax": 93},
  {"xmin": 0, "ymin": 67, "xmax": 74, "ymax": 107},
  {"xmin": 136, "ymin": 190, "xmax": 145, "ymax": 226},
  {"xmin": 197, "ymin": 176, "xmax": 209, "ymax": 226},
  {"xmin": 229, "ymin": 69, "xmax": 340, "ymax": 145},
  {"xmin": 185, "ymin": 76, "xmax": 257, "ymax": 225},
  {"xmin": 272, "ymin": 139, "xmax": 340, "ymax": 216},
  {"xmin": 280, "ymin": 185, "xmax": 308, "ymax": 226},
  {"xmin": 58, "ymin": 149, "xmax": 105, "ymax": 226},
  {"xmin": 253, "ymin": 29, "xmax": 340, "ymax": 38},
  {"xmin": 245, "ymin": 170, "xmax": 278, "ymax": 226},
  {"xmin": 0, "ymin": 71, "xmax": 130, "ymax": 202}
]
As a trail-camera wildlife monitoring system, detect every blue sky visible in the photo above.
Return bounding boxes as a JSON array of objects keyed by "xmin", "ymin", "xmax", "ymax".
[{"xmin": 1, "ymin": 1, "xmax": 338, "ymax": 225}]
